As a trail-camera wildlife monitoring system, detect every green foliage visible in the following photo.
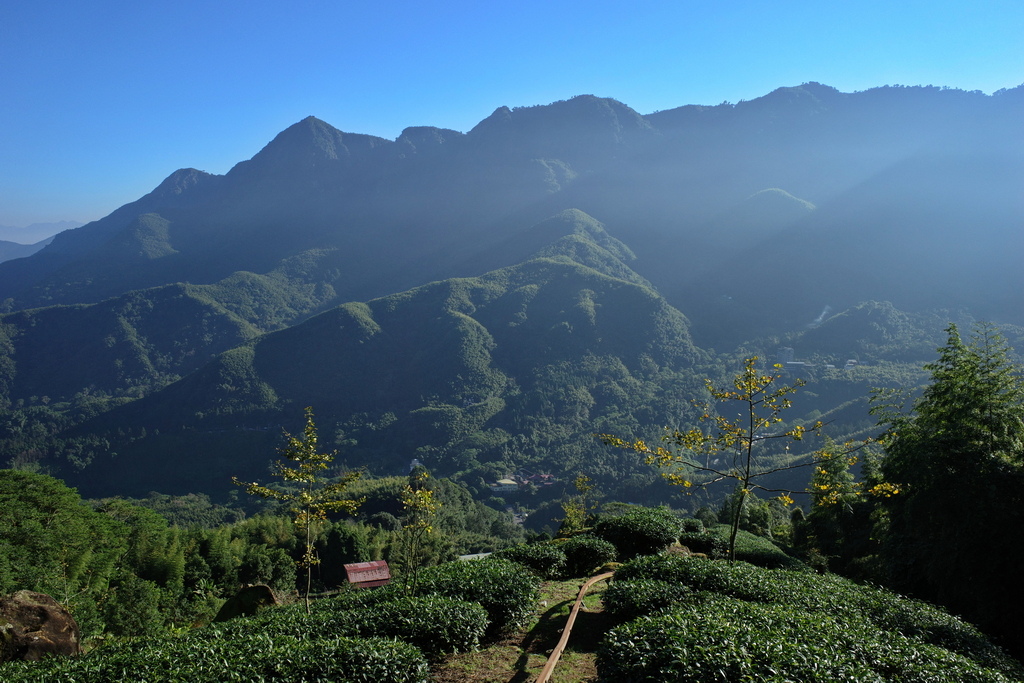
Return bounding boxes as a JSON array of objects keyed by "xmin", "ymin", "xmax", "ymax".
[
  {"xmin": 109, "ymin": 491, "xmax": 246, "ymax": 528},
  {"xmin": 591, "ymin": 506, "xmax": 680, "ymax": 560},
  {"xmin": 872, "ymin": 323, "xmax": 1024, "ymax": 652},
  {"xmin": 395, "ymin": 470, "xmax": 443, "ymax": 595},
  {"xmin": 606, "ymin": 554, "xmax": 1021, "ymax": 677},
  {"xmin": 599, "ymin": 595, "xmax": 1019, "ymax": 683},
  {"xmin": 228, "ymin": 592, "xmax": 487, "ymax": 661},
  {"xmin": 2, "ymin": 472, "xmax": 307, "ymax": 636},
  {"xmin": 557, "ymin": 534, "xmax": 617, "ymax": 576},
  {"xmin": 601, "ymin": 357, "xmax": 827, "ymax": 561},
  {"xmin": 492, "ymin": 541, "xmax": 567, "ymax": 579},
  {"xmin": 799, "ymin": 437, "xmax": 880, "ymax": 575},
  {"xmin": 234, "ymin": 406, "xmax": 362, "ymax": 612},
  {"xmin": 2, "ymin": 632, "xmax": 429, "ymax": 682},
  {"xmin": 558, "ymin": 472, "xmax": 594, "ymax": 535},
  {"xmin": 0, "ymin": 470, "xmax": 125, "ymax": 635},
  {"xmin": 602, "ymin": 578, "xmax": 696, "ymax": 622},
  {"xmin": 102, "ymin": 571, "xmax": 165, "ymax": 637},
  {"xmin": 351, "ymin": 474, "xmax": 523, "ymax": 555},
  {"xmin": 681, "ymin": 522, "xmax": 805, "ymax": 570},
  {"xmin": 677, "ymin": 530, "xmax": 728, "ymax": 558},
  {"xmin": 411, "ymin": 557, "xmax": 540, "ymax": 636},
  {"xmin": 340, "ymin": 595, "xmax": 487, "ymax": 660},
  {"xmin": 679, "ymin": 517, "xmax": 704, "ymax": 533}
]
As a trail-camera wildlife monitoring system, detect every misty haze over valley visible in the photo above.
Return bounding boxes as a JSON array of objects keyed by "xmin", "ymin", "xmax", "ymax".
[{"xmin": 0, "ymin": 82, "xmax": 1021, "ymax": 498}]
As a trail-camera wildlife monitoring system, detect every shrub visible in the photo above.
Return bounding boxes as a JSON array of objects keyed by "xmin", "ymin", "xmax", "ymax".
[
  {"xmin": 194, "ymin": 591, "xmax": 485, "ymax": 660},
  {"xmin": 413, "ymin": 558, "xmax": 539, "ymax": 636},
  {"xmin": 677, "ymin": 530, "xmax": 728, "ymax": 558},
  {"xmin": 608, "ymin": 554, "xmax": 1024, "ymax": 679},
  {"xmin": 727, "ymin": 526, "xmax": 806, "ymax": 570},
  {"xmin": 599, "ymin": 596, "xmax": 1019, "ymax": 683},
  {"xmin": 591, "ymin": 507, "xmax": 679, "ymax": 559},
  {"xmin": 2, "ymin": 633, "xmax": 429, "ymax": 682},
  {"xmin": 492, "ymin": 542, "xmax": 567, "ymax": 579},
  {"xmin": 679, "ymin": 517, "xmax": 705, "ymax": 533},
  {"xmin": 279, "ymin": 636, "xmax": 429, "ymax": 682},
  {"xmin": 102, "ymin": 572, "xmax": 166, "ymax": 636},
  {"xmin": 559, "ymin": 535, "xmax": 618, "ymax": 577},
  {"xmin": 344, "ymin": 595, "xmax": 487, "ymax": 659},
  {"xmin": 602, "ymin": 578, "xmax": 695, "ymax": 622}
]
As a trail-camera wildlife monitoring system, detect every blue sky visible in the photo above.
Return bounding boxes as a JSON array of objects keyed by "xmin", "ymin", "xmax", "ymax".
[{"xmin": 2, "ymin": 0, "xmax": 1021, "ymax": 238}]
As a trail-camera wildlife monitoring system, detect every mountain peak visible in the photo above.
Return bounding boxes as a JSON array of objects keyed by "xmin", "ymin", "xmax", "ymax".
[
  {"xmin": 739, "ymin": 82, "xmax": 843, "ymax": 115},
  {"xmin": 227, "ymin": 116, "xmax": 394, "ymax": 181},
  {"xmin": 470, "ymin": 96, "xmax": 649, "ymax": 137},
  {"xmin": 466, "ymin": 96, "xmax": 653, "ymax": 166},
  {"xmin": 151, "ymin": 168, "xmax": 219, "ymax": 198},
  {"xmin": 396, "ymin": 126, "xmax": 464, "ymax": 155}
]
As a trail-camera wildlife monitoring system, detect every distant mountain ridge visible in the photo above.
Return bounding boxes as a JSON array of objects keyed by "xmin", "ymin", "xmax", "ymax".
[
  {"xmin": 0, "ymin": 82, "xmax": 1021, "ymax": 501},
  {"xmin": 3, "ymin": 84, "xmax": 1020, "ymax": 328},
  {"xmin": 0, "ymin": 235, "xmax": 54, "ymax": 263},
  {"xmin": 0, "ymin": 220, "xmax": 82, "ymax": 244}
]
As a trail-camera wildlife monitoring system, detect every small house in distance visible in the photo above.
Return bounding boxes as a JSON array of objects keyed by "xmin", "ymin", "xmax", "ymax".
[{"xmin": 490, "ymin": 478, "xmax": 518, "ymax": 494}]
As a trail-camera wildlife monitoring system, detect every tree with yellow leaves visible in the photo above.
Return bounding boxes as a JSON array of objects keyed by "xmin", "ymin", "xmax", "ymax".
[
  {"xmin": 398, "ymin": 468, "xmax": 442, "ymax": 595},
  {"xmin": 233, "ymin": 406, "xmax": 362, "ymax": 613},
  {"xmin": 601, "ymin": 357, "xmax": 828, "ymax": 562}
]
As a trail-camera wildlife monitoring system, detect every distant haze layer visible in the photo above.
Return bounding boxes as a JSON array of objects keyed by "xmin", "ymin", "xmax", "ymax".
[{"xmin": 0, "ymin": 221, "xmax": 83, "ymax": 244}]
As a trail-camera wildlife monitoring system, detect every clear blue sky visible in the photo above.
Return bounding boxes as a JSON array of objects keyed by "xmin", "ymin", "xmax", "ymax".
[{"xmin": 2, "ymin": 0, "xmax": 1021, "ymax": 238}]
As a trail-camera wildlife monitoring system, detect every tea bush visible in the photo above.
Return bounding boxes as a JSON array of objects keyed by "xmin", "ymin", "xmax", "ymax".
[
  {"xmin": 591, "ymin": 507, "xmax": 679, "ymax": 559},
  {"xmin": 2, "ymin": 633, "xmax": 429, "ymax": 682},
  {"xmin": 599, "ymin": 595, "xmax": 1021, "ymax": 682},
  {"xmin": 606, "ymin": 555, "xmax": 1023, "ymax": 678},
  {"xmin": 492, "ymin": 542, "xmax": 567, "ymax": 579},
  {"xmin": 726, "ymin": 526, "xmax": 806, "ymax": 570},
  {"xmin": 342, "ymin": 595, "xmax": 488, "ymax": 659},
  {"xmin": 188, "ymin": 592, "xmax": 486, "ymax": 660},
  {"xmin": 679, "ymin": 517, "xmax": 705, "ymax": 533},
  {"xmin": 677, "ymin": 530, "xmax": 728, "ymax": 558},
  {"xmin": 558, "ymin": 534, "xmax": 617, "ymax": 576},
  {"xmin": 413, "ymin": 558, "xmax": 540, "ymax": 636},
  {"xmin": 602, "ymin": 578, "xmax": 695, "ymax": 622}
]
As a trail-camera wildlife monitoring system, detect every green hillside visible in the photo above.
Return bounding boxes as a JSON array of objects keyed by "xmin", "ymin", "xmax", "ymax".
[{"xmin": 61, "ymin": 220, "xmax": 710, "ymax": 498}]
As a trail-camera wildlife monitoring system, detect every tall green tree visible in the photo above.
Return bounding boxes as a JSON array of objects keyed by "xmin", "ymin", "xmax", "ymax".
[
  {"xmin": 0, "ymin": 470, "xmax": 126, "ymax": 635},
  {"xmin": 872, "ymin": 322, "xmax": 1024, "ymax": 653},
  {"xmin": 234, "ymin": 407, "xmax": 363, "ymax": 613}
]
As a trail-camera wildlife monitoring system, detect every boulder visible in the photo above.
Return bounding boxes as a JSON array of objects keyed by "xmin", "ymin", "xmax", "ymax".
[
  {"xmin": 213, "ymin": 584, "xmax": 279, "ymax": 622},
  {"xmin": 0, "ymin": 590, "xmax": 81, "ymax": 662}
]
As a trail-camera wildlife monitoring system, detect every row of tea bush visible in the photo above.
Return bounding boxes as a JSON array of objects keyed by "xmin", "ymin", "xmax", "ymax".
[
  {"xmin": 599, "ymin": 554, "xmax": 1024, "ymax": 682},
  {"xmin": 2, "ymin": 557, "xmax": 540, "ymax": 682}
]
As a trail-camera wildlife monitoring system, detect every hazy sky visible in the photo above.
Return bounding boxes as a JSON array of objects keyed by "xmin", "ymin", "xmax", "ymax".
[{"xmin": 2, "ymin": 0, "xmax": 1021, "ymax": 237}]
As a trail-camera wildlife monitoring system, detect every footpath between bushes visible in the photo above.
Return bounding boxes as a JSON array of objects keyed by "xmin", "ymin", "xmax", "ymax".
[{"xmin": 431, "ymin": 576, "xmax": 615, "ymax": 683}]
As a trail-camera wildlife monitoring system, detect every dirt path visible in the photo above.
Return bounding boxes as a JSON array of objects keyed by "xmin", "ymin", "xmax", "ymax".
[{"xmin": 430, "ymin": 577, "xmax": 616, "ymax": 683}]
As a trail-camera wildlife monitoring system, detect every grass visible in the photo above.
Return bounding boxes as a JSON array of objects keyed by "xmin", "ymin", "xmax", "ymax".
[{"xmin": 430, "ymin": 577, "xmax": 614, "ymax": 683}]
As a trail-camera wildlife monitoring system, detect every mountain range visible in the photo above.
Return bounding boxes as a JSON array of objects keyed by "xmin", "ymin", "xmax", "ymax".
[{"xmin": 1, "ymin": 82, "xmax": 1021, "ymax": 503}]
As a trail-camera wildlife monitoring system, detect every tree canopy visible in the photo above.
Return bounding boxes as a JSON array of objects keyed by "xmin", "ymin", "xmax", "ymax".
[{"xmin": 872, "ymin": 322, "xmax": 1024, "ymax": 654}]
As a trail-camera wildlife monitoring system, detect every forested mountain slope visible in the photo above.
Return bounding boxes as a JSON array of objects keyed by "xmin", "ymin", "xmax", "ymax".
[
  {"xmin": 0, "ymin": 83, "xmax": 1020, "ymax": 506},
  {"xmin": 57, "ymin": 215, "xmax": 710, "ymax": 497}
]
